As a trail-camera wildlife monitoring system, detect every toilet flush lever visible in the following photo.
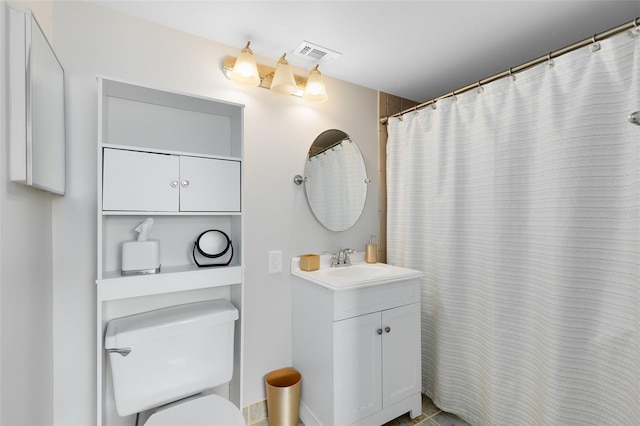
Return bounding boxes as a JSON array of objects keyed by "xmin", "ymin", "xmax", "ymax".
[{"xmin": 107, "ymin": 347, "xmax": 132, "ymax": 357}]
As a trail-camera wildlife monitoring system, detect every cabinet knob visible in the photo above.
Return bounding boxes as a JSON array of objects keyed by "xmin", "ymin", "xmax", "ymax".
[
  {"xmin": 377, "ymin": 329, "xmax": 383, "ymax": 335},
  {"xmin": 170, "ymin": 180, "xmax": 179, "ymax": 188},
  {"xmin": 385, "ymin": 326, "xmax": 391, "ymax": 333},
  {"xmin": 181, "ymin": 180, "xmax": 190, "ymax": 188}
]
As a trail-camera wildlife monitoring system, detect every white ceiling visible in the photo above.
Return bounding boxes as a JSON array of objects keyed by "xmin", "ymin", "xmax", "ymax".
[{"xmin": 94, "ymin": 1, "xmax": 639, "ymax": 103}]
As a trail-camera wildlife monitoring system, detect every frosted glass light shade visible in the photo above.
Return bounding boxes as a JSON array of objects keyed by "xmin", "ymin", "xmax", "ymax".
[
  {"xmin": 271, "ymin": 54, "xmax": 297, "ymax": 95},
  {"xmin": 303, "ymin": 65, "xmax": 328, "ymax": 102},
  {"xmin": 231, "ymin": 42, "xmax": 260, "ymax": 86}
]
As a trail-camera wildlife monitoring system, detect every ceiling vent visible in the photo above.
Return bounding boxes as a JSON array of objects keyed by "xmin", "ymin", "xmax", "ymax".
[{"xmin": 292, "ymin": 41, "xmax": 342, "ymax": 65}]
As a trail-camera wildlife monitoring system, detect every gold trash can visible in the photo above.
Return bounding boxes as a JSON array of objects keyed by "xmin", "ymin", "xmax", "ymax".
[{"xmin": 265, "ymin": 368, "xmax": 301, "ymax": 426}]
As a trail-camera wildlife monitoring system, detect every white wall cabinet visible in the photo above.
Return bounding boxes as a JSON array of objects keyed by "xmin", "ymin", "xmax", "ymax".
[
  {"xmin": 179, "ymin": 155, "xmax": 240, "ymax": 212},
  {"xmin": 103, "ymin": 148, "xmax": 179, "ymax": 212},
  {"xmin": 292, "ymin": 276, "xmax": 422, "ymax": 426},
  {"xmin": 102, "ymin": 148, "xmax": 241, "ymax": 212},
  {"xmin": 96, "ymin": 76, "xmax": 244, "ymax": 426}
]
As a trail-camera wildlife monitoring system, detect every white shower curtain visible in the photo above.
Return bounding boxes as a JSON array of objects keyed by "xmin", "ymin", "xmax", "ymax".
[{"xmin": 387, "ymin": 30, "xmax": 639, "ymax": 425}]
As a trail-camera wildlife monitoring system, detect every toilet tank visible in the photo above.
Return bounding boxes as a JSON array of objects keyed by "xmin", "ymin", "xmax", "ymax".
[{"xmin": 104, "ymin": 299, "xmax": 239, "ymax": 417}]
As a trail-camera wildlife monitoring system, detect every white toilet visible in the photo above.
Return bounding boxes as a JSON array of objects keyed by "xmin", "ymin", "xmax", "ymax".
[{"xmin": 105, "ymin": 299, "xmax": 245, "ymax": 425}]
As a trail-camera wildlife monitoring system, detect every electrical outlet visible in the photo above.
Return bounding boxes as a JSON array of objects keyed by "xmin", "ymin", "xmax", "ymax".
[{"xmin": 268, "ymin": 251, "xmax": 282, "ymax": 273}]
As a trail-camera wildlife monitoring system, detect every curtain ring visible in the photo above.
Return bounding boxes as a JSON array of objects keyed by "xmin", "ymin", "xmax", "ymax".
[
  {"xmin": 508, "ymin": 68, "xmax": 516, "ymax": 81},
  {"xmin": 629, "ymin": 17, "xmax": 640, "ymax": 38},
  {"xmin": 476, "ymin": 80, "xmax": 484, "ymax": 94},
  {"xmin": 546, "ymin": 51, "xmax": 555, "ymax": 68},
  {"xmin": 590, "ymin": 34, "xmax": 601, "ymax": 52}
]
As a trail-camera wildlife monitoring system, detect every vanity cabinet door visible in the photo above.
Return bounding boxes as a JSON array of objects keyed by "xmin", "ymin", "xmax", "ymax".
[
  {"xmin": 334, "ymin": 312, "xmax": 382, "ymax": 425},
  {"xmin": 179, "ymin": 156, "xmax": 240, "ymax": 212},
  {"xmin": 332, "ymin": 303, "xmax": 420, "ymax": 425},
  {"xmin": 102, "ymin": 148, "xmax": 179, "ymax": 212},
  {"xmin": 381, "ymin": 303, "xmax": 421, "ymax": 408}
]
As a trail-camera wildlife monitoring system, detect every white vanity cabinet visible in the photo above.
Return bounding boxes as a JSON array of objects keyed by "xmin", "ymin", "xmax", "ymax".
[
  {"xmin": 292, "ymin": 274, "xmax": 422, "ymax": 426},
  {"xmin": 102, "ymin": 148, "xmax": 241, "ymax": 212},
  {"xmin": 95, "ymin": 77, "xmax": 244, "ymax": 425}
]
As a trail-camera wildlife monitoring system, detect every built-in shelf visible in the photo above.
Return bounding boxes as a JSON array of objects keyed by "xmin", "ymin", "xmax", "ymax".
[
  {"xmin": 101, "ymin": 143, "xmax": 242, "ymax": 162},
  {"xmin": 97, "ymin": 265, "xmax": 243, "ymax": 301},
  {"xmin": 101, "ymin": 211, "xmax": 242, "ymax": 216}
]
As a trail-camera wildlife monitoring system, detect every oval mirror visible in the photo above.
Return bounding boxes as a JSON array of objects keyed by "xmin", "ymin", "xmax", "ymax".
[{"xmin": 304, "ymin": 129, "xmax": 368, "ymax": 231}]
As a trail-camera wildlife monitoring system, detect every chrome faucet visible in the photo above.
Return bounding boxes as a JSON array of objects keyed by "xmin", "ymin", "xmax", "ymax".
[{"xmin": 333, "ymin": 248, "xmax": 355, "ymax": 267}]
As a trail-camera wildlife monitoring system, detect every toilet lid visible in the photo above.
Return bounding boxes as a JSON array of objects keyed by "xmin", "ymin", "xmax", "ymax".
[{"xmin": 145, "ymin": 394, "xmax": 245, "ymax": 426}]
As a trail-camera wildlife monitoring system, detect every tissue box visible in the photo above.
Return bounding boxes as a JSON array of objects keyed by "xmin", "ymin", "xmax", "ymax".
[
  {"xmin": 300, "ymin": 254, "xmax": 320, "ymax": 271},
  {"xmin": 121, "ymin": 240, "xmax": 160, "ymax": 275}
]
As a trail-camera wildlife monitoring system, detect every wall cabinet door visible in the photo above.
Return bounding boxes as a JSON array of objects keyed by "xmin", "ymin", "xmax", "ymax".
[
  {"xmin": 179, "ymin": 156, "xmax": 240, "ymax": 212},
  {"xmin": 103, "ymin": 148, "xmax": 179, "ymax": 211},
  {"xmin": 103, "ymin": 149, "xmax": 241, "ymax": 212},
  {"xmin": 381, "ymin": 303, "xmax": 421, "ymax": 408},
  {"xmin": 334, "ymin": 311, "xmax": 382, "ymax": 425}
]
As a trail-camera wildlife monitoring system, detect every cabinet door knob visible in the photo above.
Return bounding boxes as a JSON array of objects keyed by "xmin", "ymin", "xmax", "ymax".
[
  {"xmin": 385, "ymin": 326, "xmax": 391, "ymax": 333},
  {"xmin": 170, "ymin": 180, "xmax": 179, "ymax": 188},
  {"xmin": 181, "ymin": 180, "xmax": 190, "ymax": 188},
  {"xmin": 377, "ymin": 329, "xmax": 383, "ymax": 335}
]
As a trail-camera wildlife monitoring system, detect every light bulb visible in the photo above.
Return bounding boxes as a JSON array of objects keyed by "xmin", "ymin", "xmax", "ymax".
[
  {"xmin": 230, "ymin": 42, "xmax": 260, "ymax": 86},
  {"xmin": 271, "ymin": 54, "xmax": 297, "ymax": 95},
  {"xmin": 303, "ymin": 65, "xmax": 328, "ymax": 102}
]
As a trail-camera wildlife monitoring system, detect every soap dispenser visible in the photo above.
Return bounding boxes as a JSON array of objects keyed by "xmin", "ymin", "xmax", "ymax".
[{"xmin": 366, "ymin": 235, "xmax": 377, "ymax": 264}]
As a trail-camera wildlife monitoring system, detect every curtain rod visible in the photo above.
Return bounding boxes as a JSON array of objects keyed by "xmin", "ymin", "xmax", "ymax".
[{"xmin": 381, "ymin": 17, "xmax": 640, "ymax": 124}]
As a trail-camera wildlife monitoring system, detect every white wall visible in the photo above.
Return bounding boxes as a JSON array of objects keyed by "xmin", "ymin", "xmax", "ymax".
[
  {"xmin": 49, "ymin": 1, "xmax": 378, "ymax": 424},
  {"xmin": 0, "ymin": 1, "xmax": 54, "ymax": 424}
]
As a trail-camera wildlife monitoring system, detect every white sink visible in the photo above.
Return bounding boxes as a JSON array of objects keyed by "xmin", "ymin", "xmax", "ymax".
[
  {"xmin": 325, "ymin": 263, "xmax": 392, "ymax": 280},
  {"xmin": 291, "ymin": 254, "xmax": 422, "ymax": 290}
]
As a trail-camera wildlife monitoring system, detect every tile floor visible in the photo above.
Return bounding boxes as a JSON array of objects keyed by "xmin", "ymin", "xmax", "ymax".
[
  {"xmin": 382, "ymin": 394, "xmax": 471, "ymax": 426},
  {"xmin": 248, "ymin": 393, "xmax": 471, "ymax": 426}
]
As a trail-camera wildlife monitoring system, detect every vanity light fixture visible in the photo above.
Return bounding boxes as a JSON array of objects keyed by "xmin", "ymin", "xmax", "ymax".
[
  {"xmin": 229, "ymin": 42, "xmax": 260, "ymax": 86},
  {"xmin": 223, "ymin": 42, "xmax": 329, "ymax": 101}
]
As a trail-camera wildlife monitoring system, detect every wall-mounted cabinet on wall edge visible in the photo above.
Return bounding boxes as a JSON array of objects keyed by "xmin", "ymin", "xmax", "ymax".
[{"xmin": 8, "ymin": 7, "xmax": 66, "ymax": 195}]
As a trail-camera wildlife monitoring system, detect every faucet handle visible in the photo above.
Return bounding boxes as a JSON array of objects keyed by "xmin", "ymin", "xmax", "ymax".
[
  {"xmin": 341, "ymin": 248, "xmax": 355, "ymax": 265},
  {"xmin": 323, "ymin": 250, "xmax": 338, "ymax": 267}
]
